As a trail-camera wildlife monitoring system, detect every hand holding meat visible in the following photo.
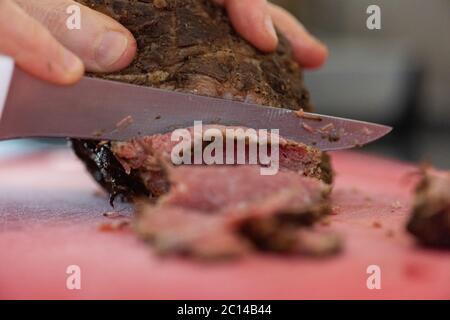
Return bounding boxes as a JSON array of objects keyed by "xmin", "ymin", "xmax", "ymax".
[{"xmin": 0, "ymin": 0, "xmax": 327, "ymax": 85}]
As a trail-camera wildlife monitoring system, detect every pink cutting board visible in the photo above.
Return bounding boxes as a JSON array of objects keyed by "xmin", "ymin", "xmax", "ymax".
[{"xmin": 0, "ymin": 149, "xmax": 449, "ymax": 299}]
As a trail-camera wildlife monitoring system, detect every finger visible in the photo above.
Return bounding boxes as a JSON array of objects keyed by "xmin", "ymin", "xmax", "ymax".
[
  {"xmin": 0, "ymin": 0, "xmax": 84, "ymax": 84},
  {"xmin": 14, "ymin": 0, "xmax": 137, "ymax": 73},
  {"xmin": 268, "ymin": 4, "xmax": 328, "ymax": 68},
  {"xmin": 215, "ymin": 0, "xmax": 278, "ymax": 52}
]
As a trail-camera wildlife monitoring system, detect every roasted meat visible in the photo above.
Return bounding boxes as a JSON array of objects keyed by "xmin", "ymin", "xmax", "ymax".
[
  {"xmin": 407, "ymin": 170, "xmax": 450, "ymax": 248},
  {"xmin": 135, "ymin": 165, "xmax": 340, "ymax": 259},
  {"xmin": 71, "ymin": 0, "xmax": 339, "ymax": 259},
  {"xmin": 78, "ymin": 0, "xmax": 312, "ymax": 109},
  {"xmin": 73, "ymin": 0, "xmax": 332, "ymax": 200},
  {"xmin": 73, "ymin": 126, "xmax": 332, "ymax": 202}
]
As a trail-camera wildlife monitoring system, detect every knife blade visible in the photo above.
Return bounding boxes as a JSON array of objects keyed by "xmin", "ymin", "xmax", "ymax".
[{"xmin": 0, "ymin": 57, "xmax": 391, "ymax": 151}]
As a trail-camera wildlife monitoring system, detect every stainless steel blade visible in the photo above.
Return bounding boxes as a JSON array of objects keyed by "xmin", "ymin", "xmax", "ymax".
[{"xmin": 0, "ymin": 68, "xmax": 391, "ymax": 151}]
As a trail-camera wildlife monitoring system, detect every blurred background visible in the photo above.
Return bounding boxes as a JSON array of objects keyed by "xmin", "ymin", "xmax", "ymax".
[
  {"xmin": 276, "ymin": 0, "xmax": 450, "ymax": 167},
  {"xmin": 1, "ymin": 0, "xmax": 449, "ymax": 167}
]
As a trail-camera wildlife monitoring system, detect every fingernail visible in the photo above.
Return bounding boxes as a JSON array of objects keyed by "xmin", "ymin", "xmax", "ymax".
[
  {"xmin": 95, "ymin": 31, "xmax": 129, "ymax": 68},
  {"xmin": 264, "ymin": 15, "xmax": 277, "ymax": 41},
  {"xmin": 62, "ymin": 49, "xmax": 83, "ymax": 74}
]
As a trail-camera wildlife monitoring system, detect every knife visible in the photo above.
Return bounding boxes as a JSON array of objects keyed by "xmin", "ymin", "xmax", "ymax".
[{"xmin": 0, "ymin": 55, "xmax": 391, "ymax": 151}]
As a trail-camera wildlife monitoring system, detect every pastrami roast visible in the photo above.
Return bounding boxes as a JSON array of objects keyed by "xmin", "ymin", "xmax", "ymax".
[
  {"xmin": 73, "ymin": 0, "xmax": 332, "ymax": 199},
  {"xmin": 73, "ymin": 126, "xmax": 332, "ymax": 201},
  {"xmin": 78, "ymin": 0, "xmax": 312, "ymax": 109},
  {"xmin": 72, "ymin": 0, "xmax": 338, "ymax": 258}
]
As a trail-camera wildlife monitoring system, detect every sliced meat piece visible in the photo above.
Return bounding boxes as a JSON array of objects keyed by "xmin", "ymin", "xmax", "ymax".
[
  {"xmin": 135, "ymin": 206, "xmax": 251, "ymax": 260},
  {"xmin": 135, "ymin": 165, "xmax": 340, "ymax": 260},
  {"xmin": 161, "ymin": 165, "xmax": 331, "ymax": 220},
  {"xmin": 241, "ymin": 219, "xmax": 342, "ymax": 256},
  {"xmin": 104, "ymin": 126, "xmax": 332, "ymax": 200},
  {"xmin": 407, "ymin": 170, "xmax": 450, "ymax": 248}
]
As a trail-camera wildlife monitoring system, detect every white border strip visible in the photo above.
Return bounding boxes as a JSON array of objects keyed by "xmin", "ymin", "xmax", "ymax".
[{"xmin": 0, "ymin": 55, "xmax": 15, "ymax": 121}]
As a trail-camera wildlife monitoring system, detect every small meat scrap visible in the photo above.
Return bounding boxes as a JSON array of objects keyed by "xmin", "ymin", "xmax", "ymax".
[
  {"xmin": 372, "ymin": 221, "xmax": 382, "ymax": 229},
  {"xmin": 320, "ymin": 218, "xmax": 331, "ymax": 226},
  {"xmin": 321, "ymin": 127, "xmax": 342, "ymax": 143},
  {"xmin": 391, "ymin": 201, "xmax": 402, "ymax": 210},
  {"xmin": 103, "ymin": 211, "xmax": 123, "ymax": 219},
  {"xmin": 407, "ymin": 170, "xmax": 450, "ymax": 248},
  {"xmin": 99, "ymin": 220, "xmax": 130, "ymax": 232},
  {"xmin": 362, "ymin": 127, "xmax": 373, "ymax": 136},
  {"xmin": 319, "ymin": 123, "xmax": 335, "ymax": 133},
  {"xmin": 294, "ymin": 108, "xmax": 322, "ymax": 121},
  {"xmin": 116, "ymin": 115, "xmax": 134, "ymax": 131},
  {"xmin": 294, "ymin": 108, "xmax": 305, "ymax": 118},
  {"xmin": 330, "ymin": 206, "xmax": 341, "ymax": 215},
  {"xmin": 301, "ymin": 123, "xmax": 316, "ymax": 134},
  {"xmin": 327, "ymin": 131, "xmax": 340, "ymax": 143},
  {"xmin": 295, "ymin": 229, "xmax": 341, "ymax": 256},
  {"xmin": 92, "ymin": 128, "xmax": 106, "ymax": 138},
  {"xmin": 386, "ymin": 230, "xmax": 395, "ymax": 238}
]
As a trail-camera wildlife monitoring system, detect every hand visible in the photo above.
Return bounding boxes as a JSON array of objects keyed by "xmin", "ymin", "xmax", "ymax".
[
  {"xmin": 0, "ymin": 0, "xmax": 136, "ymax": 85},
  {"xmin": 215, "ymin": 0, "xmax": 328, "ymax": 68},
  {"xmin": 0, "ymin": 0, "xmax": 327, "ymax": 86}
]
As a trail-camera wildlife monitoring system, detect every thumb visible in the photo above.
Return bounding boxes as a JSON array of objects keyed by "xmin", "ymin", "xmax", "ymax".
[
  {"xmin": 15, "ymin": 0, "xmax": 137, "ymax": 73},
  {"xmin": 0, "ymin": 0, "xmax": 84, "ymax": 85}
]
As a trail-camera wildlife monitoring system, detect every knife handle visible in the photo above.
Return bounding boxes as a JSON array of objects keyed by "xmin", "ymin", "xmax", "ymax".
[{"xmin": 0, "ymin": 55, "xmax": 15, "ymax": 121}]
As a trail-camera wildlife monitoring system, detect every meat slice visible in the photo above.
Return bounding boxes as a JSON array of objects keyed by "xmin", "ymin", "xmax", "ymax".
[
  {"xmin": 135, "ymin": 166, "xmax": 340, "ymax": 260},
  {"xmin": 161, "ymin": 165, "xmax": 331, "ymax": 218},
  {"xmin": 103, "ymin": 126, "xmax": 331, "ymax": 198},
  {"xmin": 134, "ymin": 206, "xmax": 252, "ymax": 260},
  {"xmin": 73, "ymin": 126, "xmax": 332, "ymax": 202},
  {"xmin": 407, "ymin": 170, "xmax": 450, "ymax": 248},
  {"xmin": 106, "ymin": 128, "xmax": 339, "ymax": 259}
]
